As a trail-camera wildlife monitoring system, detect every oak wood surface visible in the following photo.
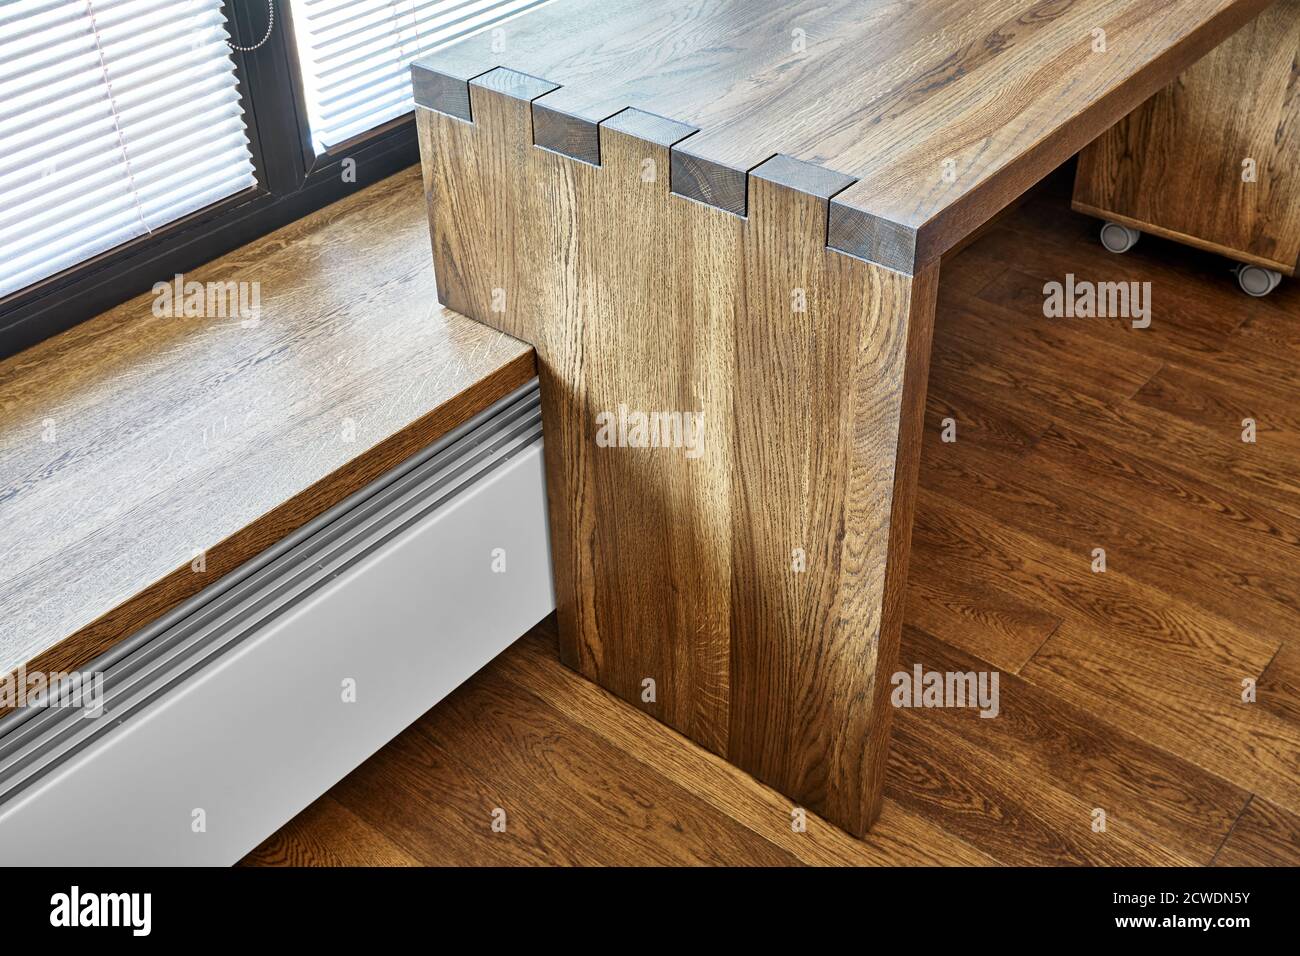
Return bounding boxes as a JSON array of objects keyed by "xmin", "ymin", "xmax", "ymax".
[
  {"xmin": 897, "ymin": 626, "xmax": 1243, "ymax": 864},
  {"xmin": 323, "ymin": 649, "xmax": 801, "ymax": 867},
  {"xmin": 1074, "ymin": 0, "xmax": 1300, "ymax": 274},
  {"xmin": 491, "ymin": 626, "xmax": 996, "ymax": 866},
  {"xmin": 422, "ymin": 81, "xmax": 938, "ymax": 835},
  {"xmin": 0, "ymin": 168, "xmax": 535, "ymax": 683},
  {"xmin": 239, "ymin": 795, "xmax": 420, "ymax": 868},
  {"xmin": 247, "ymin": 173, "xmax": 1300, "ymax": 865},
  {"xmin": 1212, "ymin": 797, "xmax": 1300, "ymax": 867},
  {"xmin": 414, "ymin": 0, "xmax": 1272, "ymax": 268}
]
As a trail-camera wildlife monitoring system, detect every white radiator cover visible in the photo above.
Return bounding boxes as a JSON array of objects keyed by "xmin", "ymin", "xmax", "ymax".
[{"xmin": 0, "ymin": 383, "xmax": 555, "ymax": 865}]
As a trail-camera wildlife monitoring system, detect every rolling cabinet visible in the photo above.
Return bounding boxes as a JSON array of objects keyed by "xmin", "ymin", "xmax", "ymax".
[{"xmin": 1074, "ymin": 0, "xmax": 1300, "ymax": 296}]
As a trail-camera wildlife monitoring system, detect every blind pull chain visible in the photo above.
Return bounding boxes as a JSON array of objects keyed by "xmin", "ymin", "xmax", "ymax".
[
  {"xmin": 230, "ymin": 0, "xmax": 276, "ymax": 52},
  {"xmin": 409, "ymin": 0, "xmax": 426, "ymax": 63},
  {"xmin": 83, "ymin": 0, "xmax": 152, "ymax": 236}
]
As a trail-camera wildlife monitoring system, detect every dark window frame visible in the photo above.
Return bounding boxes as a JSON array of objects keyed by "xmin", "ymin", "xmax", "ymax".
[{"xmin": 0, "ymin": 0, "xmax": 422, "ymax": 360}]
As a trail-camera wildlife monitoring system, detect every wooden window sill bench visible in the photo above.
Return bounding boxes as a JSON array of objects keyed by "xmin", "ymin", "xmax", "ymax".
[{"xmin": 0, "ymin": 168, "xmax": 535, "ymax": 696}]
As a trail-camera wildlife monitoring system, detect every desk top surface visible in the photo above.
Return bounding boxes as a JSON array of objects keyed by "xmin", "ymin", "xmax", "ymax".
[
  {"xmin": 0, "ymin": 168, "xmax": 534, "ymax": 680},
  {"xmin": 416, "ymin": 0, "xmax": 1270, "ymax": 267}
]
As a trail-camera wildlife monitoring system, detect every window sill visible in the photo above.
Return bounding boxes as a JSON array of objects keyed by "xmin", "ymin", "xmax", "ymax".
[{"xmin": 0, "ymin": 167, "xmax": 535, "ymax": 687}]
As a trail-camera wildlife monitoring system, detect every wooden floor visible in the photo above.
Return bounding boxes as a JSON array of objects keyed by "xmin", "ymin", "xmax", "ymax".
[{"xmin": 243, "ymin": 169, "xmax": 1300, "ymax": 867}]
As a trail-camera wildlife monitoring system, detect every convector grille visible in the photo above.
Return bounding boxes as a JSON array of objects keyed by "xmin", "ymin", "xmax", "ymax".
[{"xmin": 0, "ymin": 379, "xmax": 542, "ymax": 810}]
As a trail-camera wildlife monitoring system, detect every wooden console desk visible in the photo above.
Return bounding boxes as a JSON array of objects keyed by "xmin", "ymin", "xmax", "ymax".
[{"xmin": 414, "ymin": 0, "xmax": 1273, "ymax": 836}]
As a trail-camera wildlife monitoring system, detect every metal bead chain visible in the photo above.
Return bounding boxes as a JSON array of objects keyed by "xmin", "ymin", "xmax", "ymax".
[{"xmin": 228, "ymin": 0, "xmax": 275, "ymax": 52}]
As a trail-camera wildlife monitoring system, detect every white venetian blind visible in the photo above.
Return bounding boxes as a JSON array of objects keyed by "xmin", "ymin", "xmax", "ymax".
[
  {"xmin": 288, "ymin": 0, "xmax": 552, "ymax": 154},
  {"xmin": 0, "ymin": 0, "xmax": 257, "ymax": 299}
]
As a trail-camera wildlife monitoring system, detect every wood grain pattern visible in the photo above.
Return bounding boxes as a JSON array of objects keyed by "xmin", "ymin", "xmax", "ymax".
[
  {"xmin": 428, "ymin": 90, "xmax": 745, "ymax": 754},
  {"xmin": 1074, "ymin": 0, "xmax": 1300, "ymax": 274},
  {"xmin": 1259, "ymin": 643, "xmax": 1300, "ymax": 727},
  {"xmin": 421, "ymin": 78, "xmax": 937, "ymax": 835},
  {"xmin": 333, "ymin": 659, "xmax": 801, "ymax": 867},
  {"xmin": 1024, "ymin": 621, "xmax": 1300, "ymax": 815},
  {"xmin": 414, "ymin": 0, "xmax": 1272, "ymax": 267},
  {"xmin": 240, "ymin": 796, "xmax": 420, "ymax": 867},
  {"xmin": 941, "ymin": 216, "xmax": 1297, "ymax": 362},
  {"xmin": 494, "ymin": 624, "xmax": 996, "ymax": 866},
  {"xmin": 904, "ymin": 563, "xmax": 1061, "ymax": 674},
  {"xmin": 898, "ymin": 626, "xmax": 1246, "ymax": 864},
  {"xmin": 726, "ymin": 173, "xmax": 937, "ymax": 834},
  {"xmin": 0, "ymin": 167, "xmax": 535, "ymax": 685},
  {"xmin": 1213, "ymin": 797, "xmax": 1300, "ymax": 867},
  {"xmin": 923, "ymin": 429, "xmax": 1300, "ymax": 649}
]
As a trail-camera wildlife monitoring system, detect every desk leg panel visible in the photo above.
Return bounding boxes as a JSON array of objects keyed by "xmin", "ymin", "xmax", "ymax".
[{"xmin": 419, "ymin": 84, "xmax": 937, "ymax": 835}]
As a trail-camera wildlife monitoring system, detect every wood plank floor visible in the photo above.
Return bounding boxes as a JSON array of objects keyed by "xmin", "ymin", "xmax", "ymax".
[{"xmin": 243, "ymin": 167, "xmax": 1300, "ymax": 867}]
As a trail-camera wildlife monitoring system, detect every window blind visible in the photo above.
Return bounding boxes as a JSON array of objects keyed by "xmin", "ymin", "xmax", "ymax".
[
  {"xmin": 288, "ymin": 0, "xmax": 552, "ymax": 154},
  {"xmin": 0, "ymin": 0, "xmax": 257, "ymax": 300}
]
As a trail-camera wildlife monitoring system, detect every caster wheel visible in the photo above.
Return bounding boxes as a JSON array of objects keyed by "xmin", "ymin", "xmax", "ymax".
[
  {"xmin": 1099, "ymin": 221, "xmax": 1141, "ymax": 254},
  {"xmin": 1235, "ymin": 265, "xmax": 1282, "ymax": 298}
]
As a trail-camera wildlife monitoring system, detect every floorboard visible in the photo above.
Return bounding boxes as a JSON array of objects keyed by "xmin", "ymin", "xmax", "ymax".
[
  {"xmin": 1212, "ymin": 797, "xmax": 1300, "ymax": 867},
  {"xmin": 239, "ymin": 797, "xmax": 420, "ymax": 867}
]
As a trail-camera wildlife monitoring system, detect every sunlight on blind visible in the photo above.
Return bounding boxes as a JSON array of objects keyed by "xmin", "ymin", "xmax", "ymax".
[
  {"xmin": 288, "ymin": 0, "xmax": 552, "ymax": 153},
  {"xmin": 0, "ymin": 0, "xmax": 257, "ymax": 299}
]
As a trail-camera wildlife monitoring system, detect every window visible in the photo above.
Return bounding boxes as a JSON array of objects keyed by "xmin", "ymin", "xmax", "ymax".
[
  {"xmin": 0, "ymin": 0, "xmax": 555, "ymax": 359},
  {"xmin": 0, "ymin": 0, "xmax": 256, "ymax": 298},
  {"xmin": 287, "ymin": 0, "xmax": 551, "ymax": 154}
]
